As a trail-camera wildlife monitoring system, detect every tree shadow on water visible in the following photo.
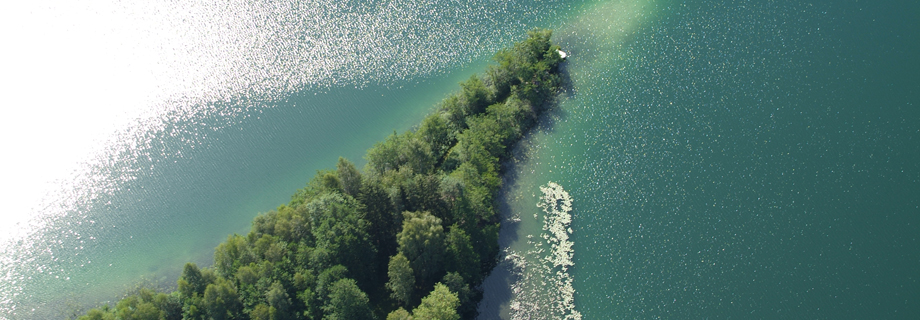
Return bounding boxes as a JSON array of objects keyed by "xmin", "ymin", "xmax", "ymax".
[{"xmin": 475, "ymin": 62, "xmax": 571, "ymax": 320}]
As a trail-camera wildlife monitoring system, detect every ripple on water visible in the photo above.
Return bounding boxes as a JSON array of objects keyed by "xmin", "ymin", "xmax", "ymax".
[
  {"xmin": 1, "ymin": 0, "xmax": 575, "ymax": 318},
  {"xmin": 502, "ymin": 182, "xmax": 580, "ymax": 320}
]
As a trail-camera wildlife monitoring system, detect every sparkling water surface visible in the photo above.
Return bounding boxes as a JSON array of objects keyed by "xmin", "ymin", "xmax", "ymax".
[
  {"xmin": 0, "ymin": 0, "xmax": 576, "ymax": 317},
  {"xmin": 561, "ymin": 0, "xmax": 918, "ymax": 318},
  {"xmin": 485, "ymin": 0, "xmax": 918, "ymax": 318},
  {"xmin": 2, "ymin": 0, "xmax": 918, "ymax": 319}
]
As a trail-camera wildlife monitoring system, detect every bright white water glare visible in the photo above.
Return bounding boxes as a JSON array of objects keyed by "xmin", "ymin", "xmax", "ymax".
[
  {"xmin": 0, "ymin": 0, "xmax": 550, "ymax": 241},
  {"xmin": 0, "ymin": 0, "xmax": 569, "ymax": 316}
]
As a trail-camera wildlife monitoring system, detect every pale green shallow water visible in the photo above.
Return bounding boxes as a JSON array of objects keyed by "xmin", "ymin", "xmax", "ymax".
[{"xmin": 3, "ymin": 0, "xmax": 919, "ymax": 319}]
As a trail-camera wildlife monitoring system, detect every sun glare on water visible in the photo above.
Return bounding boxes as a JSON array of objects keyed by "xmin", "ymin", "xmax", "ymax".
[{"xmin": 0, "ymin": 0, "xmax": 573, "ymax": 317}]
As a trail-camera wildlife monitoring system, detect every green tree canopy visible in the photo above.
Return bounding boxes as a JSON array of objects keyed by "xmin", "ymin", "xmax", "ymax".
[
  {"xmin": 386, "ymin": 252, "xmax": 416, "ymax": 305},
  {"xmin": 386, "ymin": 308, "xmax": 411, "ymax": 320},
  {"xmin": 412, "ymin": 283, "xmax": 460, "ymax": 320},
  {"xmin": 322, "ymin": 278, "xmax": 375, "ymax": 320},
  {"xmin": 307, "ymin": 193, "xmax": 376, "ymax": 284},
  {"xmin": 397, "ymin": 211, "xmax": 445, "ymax": 287},
  {"xmin": 202, "ymin": 277, "xmax": 242, "ymax": 320},
  {"xmin": 336, "ymin": 157, "xmax": 363, "ymax": 197},
  {"xmin": 265, "ymin": 281, "xmax": 291, "ymax": 319},
  {"xmin": 178, "ymin": 263, "xmax": 213, "ymax": 299},
  {"xmin": 444, "ymin": 227, "xmax": 480, "ymax": 284}
]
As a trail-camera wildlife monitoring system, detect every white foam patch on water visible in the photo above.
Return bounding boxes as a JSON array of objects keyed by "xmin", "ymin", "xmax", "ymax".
[
  {"xmin": 478, "ymin": 2, "xmax": 658, "ymax": 319},
  {"xmin": 503, "ymin": 182, "xmax": 580, "ymax": 320}
]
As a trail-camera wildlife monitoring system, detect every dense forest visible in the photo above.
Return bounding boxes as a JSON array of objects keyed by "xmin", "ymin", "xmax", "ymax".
[{"xmin": 78, "ymin": 28, "xmax": 564, "ymax": 320}]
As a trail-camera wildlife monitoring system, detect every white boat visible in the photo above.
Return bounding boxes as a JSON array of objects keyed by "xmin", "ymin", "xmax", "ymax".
[{"xmin": 557, "ymin": 49, "xmax": 568, "ymax": 60}]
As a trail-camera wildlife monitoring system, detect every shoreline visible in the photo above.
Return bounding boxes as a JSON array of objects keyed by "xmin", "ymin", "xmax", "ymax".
[{"xmin": 476, "ymin": 86, "xmax": 580, "ymax": 319}]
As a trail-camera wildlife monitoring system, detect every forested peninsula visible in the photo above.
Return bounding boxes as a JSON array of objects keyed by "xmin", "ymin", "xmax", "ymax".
[{"xmin": 79, "ymin": 29, "xmax": 564, "ymax": 320}]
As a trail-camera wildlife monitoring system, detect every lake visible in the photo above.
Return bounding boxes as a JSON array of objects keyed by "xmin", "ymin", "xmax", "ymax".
[{"xmin": 2, "ymin": 0, "xmax": 918, "ymax": 319}]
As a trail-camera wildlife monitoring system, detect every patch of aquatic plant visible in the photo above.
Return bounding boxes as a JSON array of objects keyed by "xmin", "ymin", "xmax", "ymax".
[{"xmin": 504, "ymin": 182, "xmax": 580, "ymax": 320}]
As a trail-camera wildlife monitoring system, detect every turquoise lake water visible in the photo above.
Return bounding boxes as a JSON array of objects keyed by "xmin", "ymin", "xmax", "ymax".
[{"xmin": 2, "ymin": 0, "xmax": 918, "ymax": 319}]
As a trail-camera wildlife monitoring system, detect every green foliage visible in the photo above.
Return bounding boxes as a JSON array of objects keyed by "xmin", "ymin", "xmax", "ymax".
[
  {"xmin": 203, "ymin": 277, "xmax": 242, "ymax": 320},
  {"xmin": 307, "ymin": 193, "xmax": 376, "ymax": 285},
  {"xmin": 458, "ymin": 75, "xmax": 492, "ymax": 116},
  {"xmin": 359, "ymin": 177, "xmax": 400, "ymax": 260},
  {"xmin": 215, "ymin": 234, "xmax": 257, "ymax": 278},
  {"xmin": 444, "ymin": 227, "xmax": 480, "ymax": 284},
  {"xmin": 296, "ymin": 289, "xmax": 318, "ymax": 320},
  {"xmin": 440, "ymin": 273, "xmax": 474, "ymax": 318},
  {"xmin": 115, "ymin": 297, "xmax": 161, "ymax": 320},
  {"xmin": 401, "ymin": 174, "xmax": 450, "ymax": 224},
  {"xmin": 412, "ymin": 283, "xmax": 460, "ymax": 320},
  {"xmin": 397, "ymin": 211, "xmax": 445, "ymax": 287},
  {"xmin": 417, "ymin": 113, "xmax": 453, "ymax": 161},
  {"xmin": 438, "ymin": 175, "xmax": 473, "ymax": 230},
  {"xmin": 265, "ymin": 281, "xmax": 292, "ymax": 319},
  {"xmin": 79, "ymin": 28, "xmax": 562, "ymax": 320},
  {"xmin": 101, "ymin": 288, "xmax": 181, "ymax": 320},
  {"xmin": 336, "ymin": 157, "xmax": 363, "ymax": 197},
  {"xmin": 178, "ymin": 263, "xmax": 212, "ymax": 299},
  {"xmin": 322, "ymin": 278, "xmax": 375, "ymax": 320},
  {"xmin": 315, "ymin": 265, "xmax": 349, "ymax": 306},
  {"xmin": 487, "ymin": 28, "xmax": 561, "ymax": 105},
  {"xmin": 321, "ymin": 172, "xmax": 343, "ymax": 193},
  {"xmin": 472, "ymin": 223, "xmax": 500, "ymax": 273},
  {"xmin": 366, "ymin": 131, "xmax": 436, "ymax": 176},
  {"xmin": 77, "ymin": 307, "xmax": 116, "ymax": 320},
  {"xmin": 386, "ymin": 308, "xmax": 411, "ymax": 320},
  {"xmin": 249, "ymin": 304, "xmax": 274, "ymax": 320},
  {"xmin": 386, "ymin": 253, "xmax": 415, "ymax": 305}
]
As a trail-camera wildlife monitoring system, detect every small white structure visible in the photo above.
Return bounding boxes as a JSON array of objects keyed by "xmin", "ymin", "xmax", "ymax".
[{"xmin": 557, "ymin": 49, "xmax": 568, "ymax": 60}]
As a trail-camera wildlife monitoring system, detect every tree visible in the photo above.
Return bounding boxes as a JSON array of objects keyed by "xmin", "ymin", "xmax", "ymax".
[
  {"xmin": 437, "ymin": 175, "xmax": 474, "ymax": 230},
  {"xmin": 178, "ymin": 263, "xmax": 209, "ymax": 299},
  {"xmin": 202, "ymin": 278, "xmax": 242, "ymax": 320},
  {"xmin": 366, "ymin": 131, "xmax": 436, "ymax": 175},
  {"xmin": 115, "ymin": 296, "xmax": 162, "ymax": 320},
  {"xmin": 397, "ymin": 211, "xmax": 445, "ymax": 287},
  {"xmin": 402, "ymin": 174, "xmax": 449, "ymax": 224},
  {"xmin": 315, "ymin": 265, "xmax": 349, "ymax": 305},
  {"xmin": 110, "ymin": 289, "xmax": 179, "ymax": 320},
  {"xmin": 249, "ymin": 304, "xmax": 273, "ymax": 320},
  {"xmin": 458, "ymin": 75, "xmax": 492, "ymax": 116},
  {"xmin": 359, "ymin": 177, "xmax": 400, "ymax": 256},
  {"xmin": 265, "ymin": 281, "xmax": 292, "ymax": 319},
  {"xmin": 398, "ymin": 133, "xmax": 436, "ymax": 174},
  {"xmin": 214, "ymin": 234, "xmax": 256, "ymax": 277},
  {"xmin": 78, "ymin": 307, "xmax": 116, "ymax": 320},
  {"xmin": 320, "ymin": 171, "xmax": 343, "ymax": 193},
  {"xmin": 336, "ymin": 157, "xmax": 363, "ymax": 197},
  {"xmin": 444, "ymin": 227, "xmax": 480, "ymax": 284},
  {"xmin": 412, "ymin": 283, "xmax": 460, "ymax": 320},
  {"xmin": 417, "ymin": 113, "xmax": 453, "ymax": 160},
  {"xmin": 322, "ymin": 278, "xmax": 374, "ymax": 320},
  {"xmin": 307, "ymin": 193, "xmax": 376, "ymax": 285},
  {"xmin": 385, "ymin": 308, "xmax": 411, "ymax": 320},
  {"xmin": 440, "ymin": 272, "xmax": 474, "ymax": 318},
  {"xmin": 386, "ymin": 253, "xmax": 415, "ymax": 305}
]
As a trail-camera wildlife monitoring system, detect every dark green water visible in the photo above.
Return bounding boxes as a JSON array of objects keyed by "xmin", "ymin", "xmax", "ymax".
[
  {"xmin": 507, "ymin": 0, "xmax": 920, "ymax": 318},
  {"xmin": 3, "ymin": 0, "xmax": 918, "ymax": 319}
]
